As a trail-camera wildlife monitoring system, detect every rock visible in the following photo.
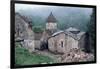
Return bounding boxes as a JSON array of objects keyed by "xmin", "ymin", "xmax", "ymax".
[
  {"xmin": 23, "ymin": 39, "xmax": 35, "ymax": 53},
  {"xmin": 60, "ymin": 48, "xmax": 94, "ymax": 63}
]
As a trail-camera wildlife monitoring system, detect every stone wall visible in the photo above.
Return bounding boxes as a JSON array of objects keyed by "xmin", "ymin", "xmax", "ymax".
[
  {"xmin": 78, "ymin": 35, "xmax": 86, "ymax": 51},
  {"xmin": 66, "ymin": 35, "xmax": 79, "ymax": 51},
  {"xmin": 46, "ymin": 22, "xmax": 57, "ymax": 30},
  {"xmin": 48, "ymin": 33, "xmax": 66, "ymax": 54},
  {"xmin": 34, "ymin": 40, "xmax": 41, "ymax": 49},
  {"xmin": 15, "ymin": 13, "xmax": 35, "ymax": 52},
  {"xmin": 55, "ymin": 33, "xmax": 66, "ymax": 53},
  {"xmin": 48, "ymin": 37, "xmax": 56, "ymax": 52}
]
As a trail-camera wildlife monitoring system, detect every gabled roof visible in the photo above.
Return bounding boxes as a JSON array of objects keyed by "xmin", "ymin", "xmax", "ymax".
[
  {"xmin": 46, "ymin": 12, "xmax": 57, "ymax": 23},
  {"xmin": 66, "ymin": 27, "xmax": 79, "ymax": 32},
  {"xmin": 48, "ymin": 27, "xmax": 85, "ymax": 40},
  {"xmin": 65, "ymin": 27, "xmax": 80, "ymax": 34},
  {"xmin": 65, "ymin": 27, "xmax": 85, "ymax": 40},
  {"xmin": 52, "ymin": 30, "xmax": 64, "ymax": 37}
]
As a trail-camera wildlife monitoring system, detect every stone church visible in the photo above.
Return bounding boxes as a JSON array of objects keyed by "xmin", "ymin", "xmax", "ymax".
[
  {"xmin": 15, "ymin": 12, "xmax": 87, "ymax": 54},
  {"xmin": 41, "ymin": 12, "xmax": 86, "ymax": 54}
]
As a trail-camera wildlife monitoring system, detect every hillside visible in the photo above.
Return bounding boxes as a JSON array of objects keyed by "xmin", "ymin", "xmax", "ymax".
[{"xmin": 15, "ymin": 5, "xmax": 92, "ymax": 32}]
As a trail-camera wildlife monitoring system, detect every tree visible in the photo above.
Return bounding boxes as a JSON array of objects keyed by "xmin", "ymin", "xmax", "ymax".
[
  {"xmin": 88, "ymin": 8, "xmax": 96, "ymax": 52},
  {"xmin": 32, "ymin": 26, "xmax": 44, "ymax": 33}
]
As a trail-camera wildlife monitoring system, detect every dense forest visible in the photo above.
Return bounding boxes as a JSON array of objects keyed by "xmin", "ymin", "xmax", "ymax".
[
  {"xmin": 15, "ymin": 5, "xmax": 92, "ymax": 32},
  {"xmin": 88, "ymin": 8, "xmax": 96, "ymax": 52}
]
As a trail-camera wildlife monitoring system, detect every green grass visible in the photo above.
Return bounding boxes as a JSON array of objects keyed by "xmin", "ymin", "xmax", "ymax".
[{"xmin": 15, "ymin": 43, "xmax": 54, "ymax": 65}]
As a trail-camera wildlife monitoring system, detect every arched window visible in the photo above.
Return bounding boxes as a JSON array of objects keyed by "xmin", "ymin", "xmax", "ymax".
[{"xmin": 61, "ymin": 41, "xmax": 63, "ymax": 47}]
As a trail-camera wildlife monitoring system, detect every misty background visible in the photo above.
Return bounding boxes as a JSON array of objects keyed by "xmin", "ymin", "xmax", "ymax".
[{"xmin": 15, "ymin": 4, "xmax": 93, "ymax": 32}]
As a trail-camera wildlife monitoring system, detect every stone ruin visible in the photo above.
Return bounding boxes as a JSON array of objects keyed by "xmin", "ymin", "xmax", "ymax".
[
  {"xmin": 15, "ymin": 13, "xmax": 34, "ymax": 53},
  {"xmin": 58, "ymin": 48, "xmax": 94, "ymax": 63}
]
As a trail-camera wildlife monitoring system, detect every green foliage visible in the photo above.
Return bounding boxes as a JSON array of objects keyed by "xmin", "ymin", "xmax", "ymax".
[
  {"xmin": 31, "ymin": 14, "xmax": 90, "ymax": 32},
  {"xmin": 19, "ymin": 8, "xmax": 92, "ymax": 32},
  {"xmin": 15, "ymin": 44, "xmax": 54, "ymax": 65},
  {"xmin": 31, "ymin": 16, "xmax": 45, "ymax": 27},
  {"xmin": 32, "ymin": 26, "xmax": 44, "ymax": 33},
  {"xmin": 87, "ymin": 8, "xmax": 96, "ymax": 50}
]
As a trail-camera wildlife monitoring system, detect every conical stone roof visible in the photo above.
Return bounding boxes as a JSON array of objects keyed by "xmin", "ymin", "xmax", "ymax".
[{"xmin": 46, "ymin": 12, "xmax": 57, "ymax": 23}]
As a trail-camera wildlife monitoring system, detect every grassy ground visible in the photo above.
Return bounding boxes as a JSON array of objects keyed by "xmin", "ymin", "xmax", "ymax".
[{"xmin": 15, "ymin": 43, "xmax": 54, "ymax": 65}]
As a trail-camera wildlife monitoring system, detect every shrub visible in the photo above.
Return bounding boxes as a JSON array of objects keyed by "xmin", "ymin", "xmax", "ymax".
[{"xmin": 32, "ymin": 26, "xmax": 44, "ymax": 33}]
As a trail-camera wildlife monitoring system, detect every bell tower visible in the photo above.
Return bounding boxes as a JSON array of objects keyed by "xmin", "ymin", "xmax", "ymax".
[{"xmin": 46, "ymin": 12, "xmax": 57, "ymax": 31}]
